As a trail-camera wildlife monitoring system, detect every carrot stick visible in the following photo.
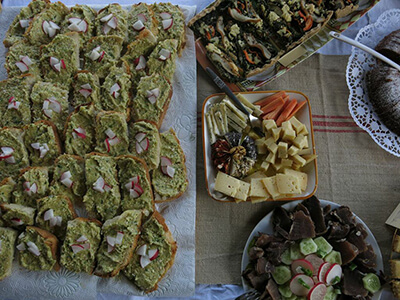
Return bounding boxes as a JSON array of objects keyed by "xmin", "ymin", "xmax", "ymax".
[
  {"xmin": 263, "ymin": 107, "xmax": 282, "ymax": 120},
  {"xmin": 260, "ymin": 97, "xmax": 284, "ymax": 114},
  {"xmin": 276, "ymin": 99, "xmax": 298, "ymax": 126},
  {"xmin": 286, "ymin": 101, "xmax": 307, "ymax": 121},
  {"xmin": 255, "ymin": 91, "xmax": 287, "ymax": 106}
]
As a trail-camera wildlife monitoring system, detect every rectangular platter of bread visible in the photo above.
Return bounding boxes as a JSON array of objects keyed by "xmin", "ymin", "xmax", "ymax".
[
  {"xmin": 202, "ymin": 90, "xmax": 317, "ymax": 203},
  {"xmin": 0, "ymin": 1, "xmax": 197, "ymax": 298},
  {"xmin": 189, "ymin": 0, "xmax": 381, "ymax": 90}
]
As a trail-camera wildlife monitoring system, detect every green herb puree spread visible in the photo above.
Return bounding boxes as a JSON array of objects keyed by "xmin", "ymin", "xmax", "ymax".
[
  {"xmin": 0, "ymin": 128, "xmax": 29, "ymax": 177},
  {"xmin": 1, "ymin": 204, "xmax": 36, "ymax": 227},
  {"xmin": 72, "ymin": 72, "xmax": 100, "ymax": 107},
  {"xmin": 0, "ymin": 178, "xmax": 16, "ymax": 203},
  {"xmin": 0, "ymin": 227, "xmax": 17, "ymax": 279}
]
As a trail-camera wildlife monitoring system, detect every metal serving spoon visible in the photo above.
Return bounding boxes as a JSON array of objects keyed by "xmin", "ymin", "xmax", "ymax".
[
  {"xmin": 206, "ymin": 67, "xmax": 264, "ymax": 137},
  {"xmin": 329, "ymin": 31, "xmax": 400, "ymax": 71}
]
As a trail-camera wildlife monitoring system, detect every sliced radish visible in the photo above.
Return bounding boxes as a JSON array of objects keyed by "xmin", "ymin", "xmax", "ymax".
[
  {"xmin": 139, "ymin": 138, "xmax": 149, "ymax": 151},
  {"xmin": 47, "ymin": 27, "xmax": 57, "ymax": 38},
  {"xmin": 166, "ymin": 165, "xmax": 175, "ymax": 178},
  {"xmin": 307, "ymin": 283, "xmax": 327, "ymax": 300},
  {"xmin": 93, "ymin": 177, "xmax": 105, "ymax": 192},
  {"xmin": 98, "ymin": 51, "xmax": 105, "ymax": 62},
  {"xmin": 130, "ymin": 189, "xmax": 140, "ymax": 199},
  {"xmin": 43, "ymin": 109, "xmax": 53, "ymax": 118},
  {"xmin": 50, "ymin": 56, "xmax": 59, "ymax": 66},
  {"xmin": 115, "ymin": 232, "xmax": 124, "ymax": 244},
  {"xmin": 103, "ymin": 184, "xmax": 112, "ymax": 192},
  {"xmin": 8, "ymin": 96, "xmax": 15, "ymax": 103},
  {"xmin": 68, "ymin": 17, "xmax": 81, "ymax": 24},
  {"xmin": 159, "ymin": 48, "xmax": 171, "ymax": 61},
  {"xmin": 137, "ymin": 13, "xmax": 147, "ymax": 23},
  {"xmin": 73, "ymin": 127, "xmax": 86, "ymax": 139},
  {"xmin": 147, "ymin": 95, "xmax": 157, "ymax": 104},
  {"xmin": 60, "ymin": 59, "xmax": 66, "ymax": 69},
  {"xmin": 61, "ymin": 171, "xmax": 72, "ymax": 181},
  {"xmin": 17, "ymin": 242, "xmax": 26, "ymax": 251},
  {"xmin": 110, "ymin": 83, "xmax": 120, "ymax": 96},
  {"xmin": 105, "ymin": 128, "xmax": 116, "ymax": 139},
  {"xmin": 20, "ymin": 56, "xmax": 32, "ymax": 66},
  {"xmin": 290, "ymin": 274, "xmax": 314, "ymax": 296},
  {"xmin": 324, "ymin": 264, "xmax": 342, "ymax": 286},
  {"xmin": 317, "ymin": 262, "xmax": 331, "ymax": 283},
  {"xmin": 44, "ymin": 209, "xmax": 54, "ymax": 221},
  {"xmin": 100, "ymin": 13, "xmax": 113, "ymax": 22},
  {"xmin": 150, "ymin": 88, "xmax": 160, "ymax": 98},
  {"xmin": 1, "ymin": 146, "xmax": 14, "ymax": 155},
  {"xmin": 162, "ymin": 18, "xmax": 173, "ymax": 31},
  {"xmin": 15, "ymin": 61, "xmax": 29, "ymax": 72},
  {"xmin": 133, "ymin": 20, "xmax": 145, "ymax": 31},
  {"xmin": 39, "ymin": 144, "xmax": 49, "ymax": 158},
  {"xmin": 11, "ymin": 218, "xmax": 24, "ymax": 226},
  {"xmin": 161, "ymin": 156, "xmax": 172, "ymax": 167},
  {"xmin": 149, "ymin": 248, "xmax": 159, "ymax": 261},
  {"xmin": 61, "ymin": 177, "xmax": 73, "ymax": 188},
  {"xmin": 68, "ymin": 22, "xmax": 81, "ymax": 31},
  {"xmin": 89, "ymin": 49, "xmax": 100, "ymax": 61},
  {"xmin": 107, "ymin": 17, "xmax": 118, "ymax": 29},
  {"xmin": 140, "ymin": 255, "xmax": 151, "ymax": 268},
  {"xmin": 136, "ymin": 140, "xmax": 144, "ymax": 154},
  {"xmin": 107, "ymin": 236, "xmax": 116, "ymax": 247},
  {"xmin": 135, "ymin": 132, "xmax": 146, "ymax": 142},
  {"xmin": 5, "ymin": 156, "xmax": 16, "ymax": 164},
  {"xmin": 27, "ymin": 242, "xmax": 41, "ymax": 256},
  {"xmin": 42, "ymin": 20, "xmax": 50, "ymax": 34},
  {"xmin": 49, "ymin": 216, "xmax": 57, "ymax": 227},
  {"xmin": 82, "ymin": 243, "xmax": 90, "ymax": 250},
  {"xmin": 103, "ymin": 24, "xmax": 111, "ymax": 34},
  {"xmin": 79, "ymin": 89, "xmax": 91, "ymax": 98},
  {"xmin": 305, "ymin": 254, "xmax": 325, "ymax": 275},
  {"xmin": 107, "ymin": 244, "xmax": 114, "ymax": 253},
  {"xmin": 160, "ymin": 12, "xmax": 172, "ymax": 20},
  {"xmin": 81, "ymin": 83, "xmax": 92, "ymax": 90},
  {"xmin": 53, "ymin": 62, "xmax": 61, "ymax": 72},
  {"xmin": 76, "ymin": 235, "xmax": 88, "ymax": 243},
  {"xmin": 135, "ymin": 55, "xmax": 146, "ymax": 71},
  {"xmin": 78, "ymin": 20, "xmax": 88, "ymax": 32},
  {"xmin": 292, "ymin": 259, "xmax": 314, "ymax": 275},
  {"xmin": 107, "ymin": 137, "xmax": 120, "ymax": 147},
  {"xmin": 8, "ymin": 100, "xmax": 21, "ymax": 110},
  {"xmin": 31, "ymin": 143, "xmax": 40, "ymax": 150},
  {"xmin": 136, "ymin": 244, "xmax": 147, "ymax": 256},
  {"xmin": 56, "ymin": 216, "xmax": 62, "ymax": 227},
  {"xmin": 49, "ymin": 21, "xmax": 60, "ymax": 30},
  {"xmin": 71, "ymin": 244, "xmax": 85, "ymax": 254},
  {"xmin": 130, "ymin": 175, "xmax": 140, "ymax": 185},
  {"xmin": 48, "ymin": 98, "xmax": 62, "ymax": 113},
  {"xmin": 133, "ymin": 184, "xmax": 144, "ymax": 195},
  {"xmin": 19, "ymin": 19, "xmax": 30, "ymax": 28}
]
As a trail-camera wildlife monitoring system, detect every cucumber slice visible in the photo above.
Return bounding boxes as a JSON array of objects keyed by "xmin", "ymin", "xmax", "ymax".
[
  {"xmin": 314, "ymin": 236, "xmax": 333, "ymax": 258},
  {"xmin": 299, "ymin": 238, "xmax": 318, "ymax": 255},
  {"xmin": 279, "ymin": 282, "xmax": 292, "ymax": 297},
  {"xmin": 272, "ymin": 265, "xmax": 292, "ymax": 285},
  {"xmin": 324, "ymin": 250, "xmax": 342, "ymax": 265},
  {"xmin": 281, "ymin": 249, "xmax": 293, "ymax": 265},
  {"xmin": 323, "ymin": 286, "xmax": 338, "ymax": 300},
  {"xmin": 290, "ymin": 243, "xmax": 304, "ymax": 260},
  {"xmin": 362, "ymin": 273, "xmax": 381, "ymax": 293}
]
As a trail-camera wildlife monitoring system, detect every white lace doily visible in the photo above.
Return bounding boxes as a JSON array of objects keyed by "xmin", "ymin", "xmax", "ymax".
[{"xmin": 347, "ymin": 9, "xmax": 400, "ymax": 157}]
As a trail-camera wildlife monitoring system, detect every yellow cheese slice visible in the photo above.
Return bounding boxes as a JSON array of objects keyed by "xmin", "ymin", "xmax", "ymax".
[
  {"xmin": 262, "ymin": 176, "xmax": 280, "ymax": 199},
  {"xmin": 276, "ymin": 174, "xmax": 301, "ymax": 194},
  {"xmin": 250, "ymin": 178, "xmax": 270, "ymax": 198}
]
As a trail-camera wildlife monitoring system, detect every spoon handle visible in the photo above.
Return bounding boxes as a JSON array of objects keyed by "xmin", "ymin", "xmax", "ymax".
[{"xmin": 329, "ymin": 31, "xmax": 400, "ymax": 71}]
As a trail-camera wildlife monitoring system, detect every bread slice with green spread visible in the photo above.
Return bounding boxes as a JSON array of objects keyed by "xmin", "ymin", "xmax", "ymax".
[
  {"xmin": 152, "ymin": 128, "xmax": 188, "ymax": 202},
  {"xmin": 95, "ymin": 4, "xmax": 128, "ymax": 40},
  {"xmin": 94, "ymin": 209, "xmax": 142, "ymax": 277},
  {"xmin": 126, "ymin": 3, "xmax": 158, "ymax": 44},
  {"xmin": 123, "ymin": 211, "xmax": 177, "ymax": 292},
  {"xmin": 50, "ymin": 154, "xmax": 86, "ymax": 202},
  {"xmin": 31, "ymin": 81, "xmax": 69, "ymax": 133},
  {"xmin": 83, "ymin": 153, "xmax": 121, "ymax": 221},
  {"xmin": 64, "ymin": 104, "xmax": 97, "ymax": 157},
  {"xmin": 147, "ymin": 39, "xmax": 179, "ymax": 82},
  {"xmin": 16, "ymin": 226, "xmax": 59, "ymax": 271},
  {"xmin": 0, "ymin": 203, "xmax": 36, "ymax": 228},
  {"xmin": 0, "ymin": 127, "xmax": 30, "ymax": 177},
  {"xmin": 5, "ymin": 40, "xmax": 41, "ymax": 78},
  {"xmin": 131, "ymin": 73, "xmax": 172, "ymax": 128},
  {"xmin": 84, "ymin": 35, "xmax": 124, "ymax": 79},
  {"xmin": 129, "ymin": 120, "xmax": 161, "ymax": 170},
  {"xmin": 71, "ymin": 71, "xmax": 101, "ymax": 107},
  {"xmin": 116, "ymin": 155, "xmax": 154, "ymax": 216},
  {"xmin": 95, "ymin": 111, "xmax": 129, "ymax": 156},
  {"xmin": 0, "ymin": 227, "xmax": 18, "ymax": 280},
  {"xmin": 0, "ymin": 177, "xmax": 16, "ymax": 203},
  {"xmin": 13, "ymin": 166, "xmax": 50, "ymax": 208},
  {"xmin": 24, "ymin": 120, "xmax": 62, "ymax": 166},
  {"xmin": 36, "ymin": 195, "xmax": 77, "ymax": 240},
  {"xmin": 60, "ymin": 217, "xmax": 102, "ymax": 274}
]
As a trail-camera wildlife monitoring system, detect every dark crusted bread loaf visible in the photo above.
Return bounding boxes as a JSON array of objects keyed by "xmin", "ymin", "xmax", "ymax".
[{"xmin": 375, "ymin": 29, "xmax": 400, "ymax": 65}]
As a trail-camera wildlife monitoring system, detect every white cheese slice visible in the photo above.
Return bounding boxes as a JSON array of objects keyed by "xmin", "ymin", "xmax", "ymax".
[
  {"xmin": 250, "ymin": 178, "xmax": 270, "ymax": 198},
  {"xmin": 276, "ymin": 173, "xmax": 301, "ymax": 194},
  {"xmin": 283, "ymin": 169, "xmax": 308, "ymax": 191}
]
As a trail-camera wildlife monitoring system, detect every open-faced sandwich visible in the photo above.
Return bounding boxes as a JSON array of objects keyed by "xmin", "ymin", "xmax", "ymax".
[
  {"xmin": 0, "ymin": 227, "xmax": 18, "ymax": 280},
  {"xmin": 94, "ymin": 209, "xmax": 142, "ymax": 277},
  {"xmin": 71, "ymin": 71, "xmax": 101, "ymax": 107},
  {"xmin": 0, "ymin": 177, "xmax": 16, "ymax": 203},
  {"xmin": 60, "ymin": 217, "xmax": 102, "ymax": 274},
  {"xmin": 0, "ymin": 127, "xmax": 29, "ymax": 177},
  {"xmin": 95, "ymin": 4, "xmax": 128, "ymax": 39},
  {"xmin": 5, "ymin": 40, "xmax": 41, "ymax": 78},
  {"xmin": 16, "ymin": 226, "xmax": 59, "ymax": 271},
  {"xmin": 123, "ymin": 211, "xmax": 177, "ymax": 293},
  {"xmin": 126, "ymin": 3, "xmax": 158, "ymax": 44},
  {"xmin": 147, "ymin": 39, "xmax": 179, "ymax": 82},
  {"xmin": 0, "ymin": 203, "xmax": 36, "ymax": 229},
  {"xmin": 152, "ymin": 128, "xmax": 188, "ymax": 202}
]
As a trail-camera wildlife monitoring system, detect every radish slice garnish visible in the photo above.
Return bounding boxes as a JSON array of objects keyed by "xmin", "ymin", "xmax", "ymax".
[
  {"xmin": 137, "ymin": 13, "xmax": 147, "ymax": 23},
  {"xmin": 100, "ymin": 13, "xmax": 113, "ymax": 22},
  {"xmin": 135, "ymin": 55, "xmax": 146, "ymax": 71},
  {"xmin": 42, "ymin": 20, "xmax": 50, "ymax": 34},
  {"xmin": 30, "ymin": 182, "xmax": 38, "ymax": 193},
  {"xmin": 133, "ymin": 20, "xmax": 145, "ymax": 31},
  {"xmin": 165, "ymin": 165, "xmax": 175, "ymax": 178},
  {"xmin": 78, "ymin": 20, "xmax": 88, "ymax": 32},
  {"xmin": 149, "ymin": 249, "xmax": 159, "ymax": 261},
  {"xmin": 79, "ymin": 89, "xmax": 91, "ymax": 98},
  {"xmin": 147, "ymin": 95, "xmax": 157, "ymax": 104},
  {"xmin": 135, "ymin": 132, "xmax": 146, "ymax": 142},
  {"xmin": 61, "ymin": 177, "xmax": 73, "ymax": 188},
  {"xmin": 61, "ymin": 171, "xmax": 72, "ymax": 181},
  {"xmin": 71, "ymin": 244, "xmax": 85, "ymax": 254},
  {"xmin": 61, "ymin": 59, "xmax": 66, "ymax": 69},
  {"xmin": 49, "ymin": 217, "xmax": 57, "ymax": 227},
  {"xmin": 17, "ymin": 242, "xmax": 26, "ymax": 251},
  {"xmin": 307, "ymin": 283, "xmax": 327, "ymax": 300},
  {"xmin": 31, "ymin": 143, "xmax": 40, "ymax": 150},
  {"xmin": 81, "ymin": 83, "xmax": 92, "ymax": 90},
  {"xmin": 76, "ymin": 235, "xmax": 88, "ymax": 243},
  {"xmin": 44, "ymin": 209, "xmax": 54, "ymax": 221},
  {"xmin": 115, "ymin": 232, "xmax": 124, "ymax": 244},
  {"xmin": 324, "ymin": 264, "xmax": 342, "ymax": 286},
  {"xmin": 11, "ymin": 218, "xmax": 24, "ymax": 226},
  {"xmin": 68, "ymin": 22, "xmax": 81, "ymax": 31},
  {"xmin": 110, "ymin": 83, "xmax": 121, "ymax": 98},
  {"xmin": 27, "ymin": 242, "xmax": 41, "ymax": 256},
  {"xmin": 53, "ymin": 63, "xmax": 61, "ymax": 72},
  {"xmin": 162, "ymin": 18, "xmax": 173, "ymax": 31},
  {"xmin": 290, "ymin": 274, "xmax": 314, "ymax": 296},
  {"xmin": 47, "ymin": 27, "xmax": 56, "ymax": 38},
  {"xmin": 49, "ymin": 21, "xmax": 60, "ymax": 30},
  {"xmin": 56, "ymin": 216, "xmax": 62, "ymax": 227},
  {"xmin": 82, "ymin": 243, "xmax": 90, "ymax": 250},
  {"xmin": 133, "ymin": 184, "xmax": 144, "ymax": 195},
  {"xmin": 19, "ymin": 19, "xmax": 30, "ymax": 28},
  {"xmin": 39, "ymin": 144, "xmax": 49, "ymax": 158},
  {"xmin": 89, "ymin": 48, "xmax": 100, "ymax": 61},
  {"xmin": 150, "ymin": 88, "xmax": 160, "ymax": 98},
  {"xmin": 130, "ymin": 189, "xmax": 140, "ymax": 198},
  {"xmin": 15, "ymin": 61, "xmax": 29, "ymax": 72},
  {"xmin": 160, "ymin": 156, "xmax": 172, "ymax": 167},
  {"xmin": 107, "ymin": 17, "xmax": 118, "ymax": 29},
  {"xmin": 68, "ymin": 17, "xmax": 81, "ymax": 24},
  {"xmin": 1, "ymin": 147, "xmax": 14, "ymax": 155},
  {"xmin": 160, "ymin": 12, "xmax": 172, "ymax": 20},
  {"xmin": 305, "ymin": 254, "xmax": 324, "ymax": 275},
  {"xmin": 72, "ymin": 127, "xmax": 86, "ymax": 139},
  {"xmin": 4, "ymin": 156, "xmax": 16, "ymax": 164},
  {"xmin": 43, "ymin": 109, "xmax": 53, "ymax": 118},
  {"xmin": 20, "ymin": 56, "xmax": 33, "ymax": 66},
  {"xmin": 105, "ymin": 128, "xmax": 116, "ymax": 139},
  {"xmin": 317, "ymin": 262, "xmax": 331, "ymax": 283},
  {"xmin": 107, "ymin": 244, "xmax": 114, "ymax": 253},
  {"xmin": 131, "ymin": 175, "xmax": 140, "ymax": 185},
  {"xmin": 8, "ymin": 100, "xmax": 21, "ymax": 110},
  {"xmin": 104, "ymin": 184, "xmax": 112, "ymax": 192},
  {"xmin": 158, "ymin": 48, "xmax": 171, "ymax": 61},
  {"xmin": 136, "ymin": 244, "xmax": 147, "ymax": 256},
  {"xmin": 103, "ymin": 24, "xmax": 111, "ymax": 34},
  {"xmin": 98, "ymin": 51, "xmax": 105, "ymax": 62},
  {"xmin": 93, "ymin": 177, "xmax": 105, "ymax": 193},
  {"xmin": 106, "ymin": 236, "xmax": 116, "ymax": 247},
  {"xmin": 140, "ymin": 255, "xmax": 151, "ymax": 268}
]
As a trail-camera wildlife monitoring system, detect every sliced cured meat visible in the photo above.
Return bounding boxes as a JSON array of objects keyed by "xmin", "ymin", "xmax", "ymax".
[
  {"xmin": 288, "ymin": 210, "xmax": 316, "ymax": 241},
  {"xmin": 302, "ymin": 196, "xmax": 327, "ymax": 235}
]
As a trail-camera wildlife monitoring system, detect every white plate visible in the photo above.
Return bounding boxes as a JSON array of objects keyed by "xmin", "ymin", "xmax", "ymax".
[
  {"xmin": 202, "ymin": 91, "xmax": 318, "ymax": 202},
  {"xmin": 347, "ymin": 9, "xmax": 400, "ymax": 157},
  {"xmin": 241, "ymin": 199, "xmax": 384, "ymax": 299}
]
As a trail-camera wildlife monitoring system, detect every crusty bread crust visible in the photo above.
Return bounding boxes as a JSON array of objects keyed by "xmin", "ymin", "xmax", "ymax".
[
  {"xmin": 0, "ymin": 177, "xmax": 16, "ymax": 187},
  {"xmin": 18, "ymin": 165, "xmax": 48, "ymax": 177},
  {"xmin": 74, "ymin": 216, "xmax": 102, "ymax": 227},
  {"xmin": 30, "ymin": 120, "xmax": 63, "ymax": 155},
  {"xmin": 157, "ymin": 77, "xmax": 173, "ymax": 129},
  {"xmin": 155, "ymin": 128, "xmax": 188, "ymax": 203},
  {"xmin": 28, "ymin": 226, "xmax": 60, "ymax": 271}
]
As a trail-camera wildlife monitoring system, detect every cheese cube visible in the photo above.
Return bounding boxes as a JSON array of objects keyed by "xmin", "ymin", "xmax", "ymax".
[
  {"xmin": 292, "ymin": 163, "xmax": 301, "ymax": 170},
  {"xmin": 289, "ymin": 117, "xmax": 306, "ymax": 134},
  {"xmin": 214, "ymin": 172, "xmax": 241, "ymax": 197},
  {"xmin": 263, "ymin": 119, "xmax": 277, "ymax": 133},
  {"xmin": 266, "ymin": 151, "xmax": 276, "ymax": 164},
  {"xmin": 262, "ymin": 176, "xmax": 280, "ymax": 199},
  {"xmin": 271, "ymin": 162, "xmax": 282, "ymax": 171},
  {"xmin": 299, "ymin": 125, "xmax": 309, "ymax": 136},
  {"xmin": 293, "ymin": 134, "xmax": 308, "ymax": 149},
  {"xmin": 271, "ymin": 128, "xmax": 282, "ymax": 142},
  {"xmin": 276, "ymin": 174, "xmax": 301, "ymax": 194},
  {"xmin": 264, "ymin": 137, "xmax": 276, "ymax": 147},
  {"xmin": 281, "ymin": 121, "xmax": 292, "ymax": 130},
  {"xmin": 260, "ymin": 161, "xmax": 270, "ymax": 172},
  {"xmin": 302, "ymin": 154, "xmax": 317, "ymax": 166},
  {"xmin": 278, "ymin": 142, "xmax": 288, "ymax": 158},
  {"xmin": 234, "ymin": 180, "xmax": 251, "ymax": 202},
  {"xmin": 256, "ymin": 142, "xmax": 268, "ymax": 154},
  {"xmin": 287, "ymin": 145, "xmax": 300, "ymax": 156},
  {"xmin": 298, "ymin": 148, "xmax": 312, "ymax": 156},
  {"xmin": 281, "ymin": 158, "xmax": 293, "ymax": 168},
  {"xmin": 283, "ymin": 169, "xmax": 308, "ymax": 191},
  {"xmin": 291, "ymin": 154, "xmax": 306, "ymax": 167},
  {"xmin": 282, "ymin": 128, "xmax": 296, "ymax": 142},
  {"xmin": 250, "ymin": 178, "xmax": 270, "ymax": 198},
  {"xmin": 267, "ymin": 142, "xmax": 278, "ymax": 154}
]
